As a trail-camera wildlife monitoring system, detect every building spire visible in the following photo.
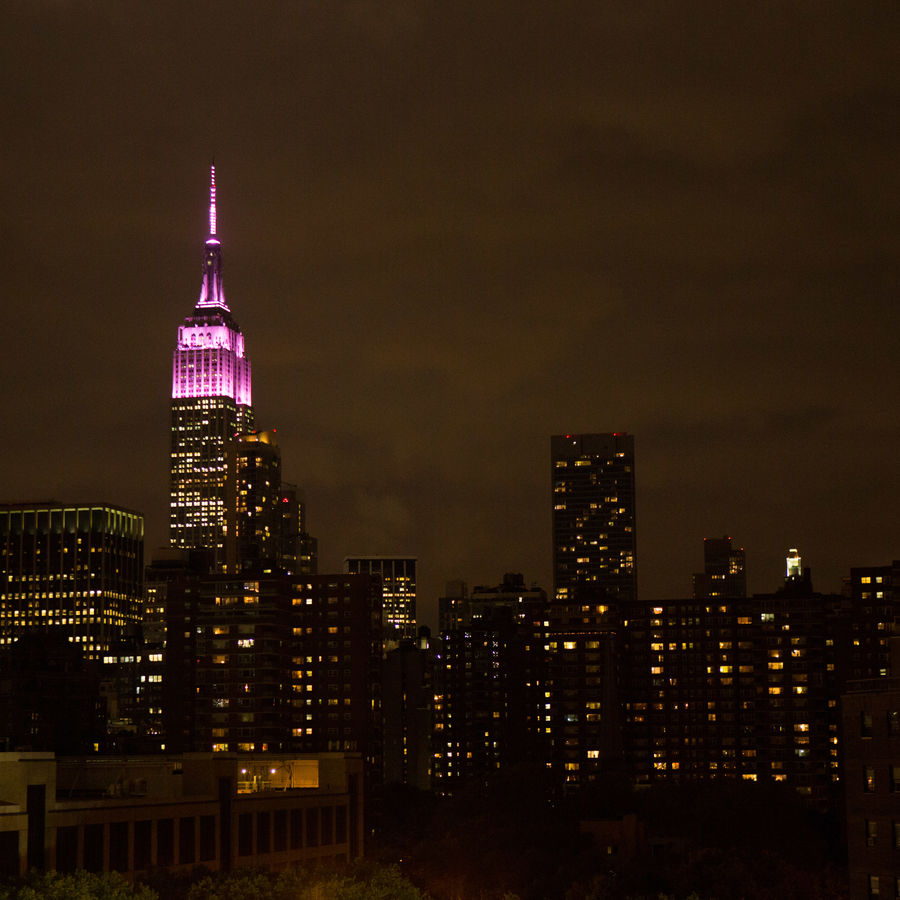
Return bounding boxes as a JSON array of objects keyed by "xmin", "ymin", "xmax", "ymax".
[
  {"xmin": 195, "ymin": 164, "xmax": 229, "ymax": 312},
  {"xmin": 209, "ymin": 163, "xmax": 217, "ymax": 237}
]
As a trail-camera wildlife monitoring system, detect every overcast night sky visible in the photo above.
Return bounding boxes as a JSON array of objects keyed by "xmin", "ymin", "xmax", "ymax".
[{"xmin": 1, "ymin": 2, "xmax": 898, "ymax": 626}]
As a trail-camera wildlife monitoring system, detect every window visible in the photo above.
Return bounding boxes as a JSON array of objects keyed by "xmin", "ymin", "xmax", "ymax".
[
  {"xmin": 134, "ymin": 820, "xmax": 152, "ymax": 870},
  {"xmin": 863, "ymin": 711, "xmax": 874, "ymax": 738},
  {"xmin": 892, "ymin": 766, "xmax": 900, "ymax": 793},
  {"xmin": 865, "ymin": 766, "xmax": 876, "ymax": 793},
  {"xmin": 157, "ymin": 819, "xmax": 174, "ymax": 867},
  {"xmin": 238, "ymin": 813, "xmax": 253, "ymax": 856},
  {"xmin": 867, "ymin": 819, "xmax": 878, "ymax": 847},
  {"xmin": 889, "ymin": 712, "xmax": 900, "ymax": 737},
  {"xmin": 199, "ymin": 816, "xmax": 216, "ymax": 862},
  {"xmin": 306, "ymin": 808, "xmax": 319, "ymax": 847},
  {"xmin": 173, "ymin": 816, "xmax": 194, "ymax": 865},
  {"xmin": 869, "ymin": 874, "xmax": 879, "ymax": 896}
]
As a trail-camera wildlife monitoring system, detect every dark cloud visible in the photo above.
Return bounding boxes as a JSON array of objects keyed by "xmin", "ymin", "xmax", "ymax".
[{"xmin": 1, "ymin": 1, "xmax": 898, "ymax": 624}]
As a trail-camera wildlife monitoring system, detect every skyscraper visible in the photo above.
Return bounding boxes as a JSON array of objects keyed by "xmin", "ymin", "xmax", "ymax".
[
  {"xmin": 170, "ymin": 166, "xmax": 253, "ymax": 563},
  {"xmin": 551, "ymin": 433, "xmax": 636, "ymax": 604}
]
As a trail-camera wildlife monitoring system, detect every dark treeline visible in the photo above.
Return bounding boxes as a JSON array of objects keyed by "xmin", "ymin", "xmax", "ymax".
[{"xmin": 369, "ymin": 767, "xmax": 849, "ymax": 900}]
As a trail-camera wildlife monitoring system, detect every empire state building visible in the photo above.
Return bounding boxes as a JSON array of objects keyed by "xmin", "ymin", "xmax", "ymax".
[{"xmin": 170, "ymin": 167, "xmax": 254, "ymax": 560}]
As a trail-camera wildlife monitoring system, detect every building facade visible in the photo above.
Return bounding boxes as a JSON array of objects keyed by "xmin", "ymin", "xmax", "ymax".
[
  {"xmin": 170, "ymin": 166, "xmax": 254, "ymax": 562},
  {"xmin": 162, "ymin": 569, "xmax": 383, "ymax": 790},
  {"xmin": 842, "ymin": 658, "xmax": 900, "ymax": 900},
  {"xmin": 621, "ymin": 582, "xmax": 844, "ymax": 803},
  {"xmin": 0, "ymin": 751, "xmax": 363, "ymax": 878},
  {"xmin": 0, "ymin": 503, "xmax": 143, "ymax": 660}
]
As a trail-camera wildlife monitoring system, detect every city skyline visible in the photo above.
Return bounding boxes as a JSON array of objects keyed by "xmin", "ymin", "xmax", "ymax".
[{"xmin": 1, "ymin": 3, "xmax": 897, "ymax": 625}]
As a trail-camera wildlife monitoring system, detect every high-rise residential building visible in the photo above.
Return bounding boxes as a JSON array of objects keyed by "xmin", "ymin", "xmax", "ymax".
[
  {"xmin": 433, "ymin": 574, "xmax": 548, "ymax": 790},
  {"xmin": 546, "ymin": 590, "xmax": 621, "ymax": 791},
  {"xmin": 343, "ymin": 557, "xmax": 416, "ymax": 648},
  {"xmin": 162, "ymin": 569, "xmax": 383, "ymax": 788},
  {"xmin": 170, "ymin": 166, "xmax": 253, "ymax": 563},
  {"xmin": 551, "ymin": 433, "xmax": 636, "ymax": 604},
  {"xmin": 0, "ymin": 502, "xmax": 144, "ymax": 660},
  {"xmin": 692, "ymin": 536, "xmax": 747, "ymax": 600},
  {"xmin": 621, "ymin": 588, "xmax": 841, "ymax": 802}
]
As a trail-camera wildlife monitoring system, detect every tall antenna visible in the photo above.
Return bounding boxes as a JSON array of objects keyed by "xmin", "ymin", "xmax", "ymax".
[{"xmin": 209, "ymin": 164, "xmax": 217, "ymax": 237}]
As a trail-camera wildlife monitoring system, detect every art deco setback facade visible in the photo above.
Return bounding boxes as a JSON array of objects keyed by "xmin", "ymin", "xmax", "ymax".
[
  {"xmin": 0, "ymin": 503, "xmax": 143, "ymax": 660},
  {"xmin": 170, "ymin": 166, "xmax": 253, "ymax": 561}
]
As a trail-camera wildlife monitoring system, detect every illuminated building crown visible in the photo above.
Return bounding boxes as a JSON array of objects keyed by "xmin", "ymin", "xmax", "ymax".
[{"xmin": 171, "ymin": 166, "xmax": 252, "ymax": 406}]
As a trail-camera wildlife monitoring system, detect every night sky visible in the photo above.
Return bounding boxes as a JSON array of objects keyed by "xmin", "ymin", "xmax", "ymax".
[{"xmin": 2, "ymin": 2, "xmax": 898, "ymax": 627}]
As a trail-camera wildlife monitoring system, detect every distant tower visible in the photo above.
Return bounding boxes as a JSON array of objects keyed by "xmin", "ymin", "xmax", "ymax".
[
  {"xmin": 170, "ymin": 166, "xmax": 254, "ymax": 563},
  {"xmin": 692, "ymin": 536, "xmax": 747, "ymax": 599},
  {"xmin": 551, "ymin": 433, "xmax": 637, "ymax": 603},
  {"xmin": 786, "ymin": 548, "xmax": 802, "ymax": 579}
]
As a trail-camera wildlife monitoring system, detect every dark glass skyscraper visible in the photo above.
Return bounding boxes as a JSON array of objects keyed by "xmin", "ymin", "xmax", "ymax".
[
  {"xmin": 550, "ymin": 433, "xmax": 636, "ymax": 603},
  {"xmin": 170, "ymin": 167, "xmax": 254, "ymax": 562}
]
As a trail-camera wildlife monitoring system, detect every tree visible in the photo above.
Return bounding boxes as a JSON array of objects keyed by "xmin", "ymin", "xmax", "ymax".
[
  {"xmin": 184, "ymin": 862, "xmax": 427, "ymax": 900},
  {"xmin": 0, "ymin": 871, "xmax": 157, "ymax": 900}
]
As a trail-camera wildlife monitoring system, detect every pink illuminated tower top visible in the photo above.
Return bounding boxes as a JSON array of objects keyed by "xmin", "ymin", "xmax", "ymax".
[
  {"xmin": 171, "ymin": 165, "xmax": 252, "ymax": 406},
  {"xmin": 196, "ymin": 163, "xmax": 228, "ymax": 312}
]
